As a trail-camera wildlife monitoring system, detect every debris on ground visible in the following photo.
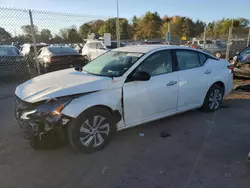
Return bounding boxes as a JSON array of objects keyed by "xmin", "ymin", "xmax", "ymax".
[
  {"xmin": 224, "ymin": 173, "xmax": 232, "ymax": 178},
  {"xmin": 234, "ymin": 84, "xmax": 250, "ymax": 92},
  {"xmin": 139, "ymin": 133, "xmax": 144, "ymax": 137},
  {"xmin": 102, "ymin": 167, "xmax": 108, "ymax": 175},
  {"xmin": 160, "ymin": 132, "xmax": 171, "ymax": 138}
]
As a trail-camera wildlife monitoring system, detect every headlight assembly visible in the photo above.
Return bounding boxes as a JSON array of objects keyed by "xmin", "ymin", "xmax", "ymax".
[
  {"xmin": 36, "ymin": 98, "xmax": 72, "ymax": 117},
  {"xmin": 20, "ymin": 97, "xmax": 73, "ymax": 120}
]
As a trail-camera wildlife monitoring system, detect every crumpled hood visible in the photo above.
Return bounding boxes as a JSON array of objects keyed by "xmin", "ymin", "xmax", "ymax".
[{"xmin": 15, "ymin": 68, "xmax": 113, "ymax": 103}]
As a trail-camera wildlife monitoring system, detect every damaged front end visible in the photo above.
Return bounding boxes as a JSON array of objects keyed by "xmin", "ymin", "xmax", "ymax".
[{"xmin": 15, "ymin": 96, "xmax": 74, "ymax": 149}]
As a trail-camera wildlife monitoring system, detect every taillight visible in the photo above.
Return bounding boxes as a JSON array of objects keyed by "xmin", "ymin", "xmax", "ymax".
[
  {"xmin": 227, "ymin": 64, "xmax": 234, "ymax": 73},
  {"xmin": 50, "ymin": 57, "xmax": 57, "ymax": 62}
]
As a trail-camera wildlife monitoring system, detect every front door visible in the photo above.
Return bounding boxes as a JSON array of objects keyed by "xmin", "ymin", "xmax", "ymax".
[{"xmin": 123, "ymin": 50, "xmax": 179, "ymax": 126}]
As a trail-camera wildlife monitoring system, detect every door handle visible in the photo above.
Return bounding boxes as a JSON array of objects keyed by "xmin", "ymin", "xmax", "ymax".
[
  {"xmin": 204, "ymin": 70, "xmax": 212, "ymax": 74},
  {"xmin": 167, "ymin": 81, "xmax": 177, "ymax": 86}
]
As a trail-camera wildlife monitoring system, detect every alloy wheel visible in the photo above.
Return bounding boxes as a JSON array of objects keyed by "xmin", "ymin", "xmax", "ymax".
[
  {"xmin": 208, "ymin": 89, "xmax": 222, "ymax": 110},
  {"xmin": 79, "ymin": 115, "xmax": 110, "ymax": 147}
]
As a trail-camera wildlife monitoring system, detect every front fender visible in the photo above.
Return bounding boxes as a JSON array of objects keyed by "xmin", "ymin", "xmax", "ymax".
[{"xmin": 61, "ymin": 88, "xmax": 122, "ymax": 118}]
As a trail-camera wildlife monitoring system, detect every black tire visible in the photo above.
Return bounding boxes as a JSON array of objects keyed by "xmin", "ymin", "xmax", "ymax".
[
  {"xmin": 201, "ymin": 84, "xmax": 223, "ymax": 112},
  {"xmin": 67, "ymin": 107, "xmax": 116, "ymax": 153}
]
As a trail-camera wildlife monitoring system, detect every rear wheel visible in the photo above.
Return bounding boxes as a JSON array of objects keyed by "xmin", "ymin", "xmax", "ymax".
[
  {"xmin": 67, "ymin": 107, "xmax": 116, "ymax": 153},
  {"xmin": 202, "ymin": 84, "xmax": 223, "ymax": 112}
]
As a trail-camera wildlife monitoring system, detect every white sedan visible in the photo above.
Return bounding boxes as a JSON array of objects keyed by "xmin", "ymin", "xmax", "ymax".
[{"xmin": 15, "ymin": 45, "xmax": 234, "ymax": 152}]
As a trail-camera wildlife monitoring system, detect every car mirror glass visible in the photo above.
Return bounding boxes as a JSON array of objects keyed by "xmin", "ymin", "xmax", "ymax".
[{"xmin": 130, "ymin": 71, "xmax": 151, "ymax": 81}]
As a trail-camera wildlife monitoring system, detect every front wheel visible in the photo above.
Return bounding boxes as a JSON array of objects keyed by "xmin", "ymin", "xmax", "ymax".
[
  {"xmin": 201, "ymin": 84, "xmax": 223, "ymax": 112},
  {"xmin": 67, "ymin": 107, "xmax": 116, "ymax": 153}
]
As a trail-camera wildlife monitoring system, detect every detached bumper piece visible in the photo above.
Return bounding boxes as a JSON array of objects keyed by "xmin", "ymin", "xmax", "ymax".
[{"xmin": 15, "ymin": 97, "xmax": 70, "ymax": 149}]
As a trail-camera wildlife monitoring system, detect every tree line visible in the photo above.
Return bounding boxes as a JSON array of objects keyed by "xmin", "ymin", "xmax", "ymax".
[{"xmin": 0, "ymin": 11, "xmax": 249, "ymax": 44}]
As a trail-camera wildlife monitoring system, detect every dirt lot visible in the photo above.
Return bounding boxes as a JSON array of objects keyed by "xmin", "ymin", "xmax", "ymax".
[{"xmin": 1, "ymin": 80, "xmax": 250, "ymax": 188}]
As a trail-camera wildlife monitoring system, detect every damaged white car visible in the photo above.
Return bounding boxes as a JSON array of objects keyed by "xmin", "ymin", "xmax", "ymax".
[{"xmin": 15, "ymin": 45, "xmax": 234, "ymax": 152}]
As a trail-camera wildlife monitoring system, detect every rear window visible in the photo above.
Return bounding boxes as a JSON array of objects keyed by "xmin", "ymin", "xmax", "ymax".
[
  {"xmin": 30, "ymin": 45, "xmax": 47, "ymax": 53},
  {"xmin": 48, "ymin": 47, "xmax": 78, "ymax": 54},
  {"xmin": 0, "ymin": 47, "xmax": 20, "ymax": 56}
]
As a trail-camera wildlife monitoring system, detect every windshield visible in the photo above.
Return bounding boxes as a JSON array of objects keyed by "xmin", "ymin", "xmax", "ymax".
[
  {"xmin": 48, "ymin": 47, "xmax": 78, "ymax": 54},
  {"xmin": 83, "ymin": 51, "xmax": 143, "ymax": 77},
  {"xmin": 240, "ymin": 46, "xmax": 250, "ymax": 56},
  {"xmin": 0, "ymin": 46, "xmax": 20, "ymax": 56}
]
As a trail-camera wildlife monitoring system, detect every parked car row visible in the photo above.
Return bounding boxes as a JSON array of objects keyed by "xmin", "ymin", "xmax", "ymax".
[
  {"xmin": 0, "ymin": 41, "xmax": 112, "ymax": 79},
  {"xmin": 0, "ymin": 45, "xmax": 30, "ymax": 80}
]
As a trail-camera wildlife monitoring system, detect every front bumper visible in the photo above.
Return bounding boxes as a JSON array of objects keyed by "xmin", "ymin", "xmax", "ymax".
[{"xmin": 15, "ymin": 97, "xmax": 71, "ymax": 141}]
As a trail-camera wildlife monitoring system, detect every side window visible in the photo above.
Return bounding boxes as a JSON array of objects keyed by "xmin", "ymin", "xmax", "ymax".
[
  {"xmin": 90, "ymin": 43, "xmax": 97, "ymax": 49},
  {"xmin": 199, "ymin": 53, "xmax": 207, "ymax": 65},
  {"xmin": 96, "ymin": 42, "xmax": 105, "ymax": 49},
  {"xmin": 85, "ymin": 43, "xmax": 91, "ymax": 49},
  {"xmin": 135, "ymin": 50, "xmax": 172, "ymax": 76},
  {"xmin": 176, "ymin": 50, "xmax": 200, "ymax": 70}
]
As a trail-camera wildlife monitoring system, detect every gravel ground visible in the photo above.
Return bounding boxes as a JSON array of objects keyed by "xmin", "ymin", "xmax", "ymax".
[{"xmin": 0, "ymin": 79, "xmax": 250, "ymax": 188}]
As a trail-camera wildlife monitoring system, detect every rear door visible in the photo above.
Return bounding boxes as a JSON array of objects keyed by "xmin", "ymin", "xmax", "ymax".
[{"xmin": 174, "ymin": 49, "xmax": 215, "ymax": 111}]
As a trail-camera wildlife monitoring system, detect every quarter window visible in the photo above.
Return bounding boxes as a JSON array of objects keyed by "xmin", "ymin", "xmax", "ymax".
[
  {"xmin": 176, "ymin": 50, "xmax": 200, "ymax": 70},
  {"xmin": 90, "ymin": 43, "xmax": 97, "ymax": 49},
  {"xmin": 96, "ymin": 42, "xmax": 105, "ymax": 49},
  {"xmin": 135, "ymin": 50, "xmax": 172, "ymax": 76},
  {"xmin": 199, "ymin": 53, "xmax": 207, "ymax": 65}
]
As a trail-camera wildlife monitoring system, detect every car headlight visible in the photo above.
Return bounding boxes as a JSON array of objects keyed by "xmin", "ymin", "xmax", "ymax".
[
  {"xmin": 21, "ymin": 98, "xmax": 73, "ymax": 120},
  {"xmin": 36, "ymin": 98, "xmax": 72, "ymax": 117}
]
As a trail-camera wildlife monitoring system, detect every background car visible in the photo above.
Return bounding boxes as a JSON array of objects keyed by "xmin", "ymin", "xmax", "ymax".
[
  {"xmin": 0, "ymin": 45, "xmax": 29, "ymax": 80},
  {"xmin": 232, "ymin": 46, "xmax": 250, "ymax": 78},
  {"xmin": 36, "ymin": 46, "xmax": 87, "ymax": 73},
  {"xmin": 140, "ymin": 41, "xmax": 164, "ymax": 45},
  {"xmin": 20, "ymin": 43, "xmax": 48, "ymax": 67},
  {"xmin": 192, "ymin": 39, "xmax": 213, "ymax": 48},
  {"xmin": 106, "ymin": 41, "xmax": 126, "ymax": 49},
  {"xmin": 81, "ymin": 40, "xmax": 108, "ymax": 61},
  {"xmin": 203, "ymin": 43, "xmax": 227, "ymax": 58}
]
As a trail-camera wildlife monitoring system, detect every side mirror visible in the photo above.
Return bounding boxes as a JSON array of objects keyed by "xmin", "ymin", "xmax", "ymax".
[
  {"xmin": 129, "ymin": 71, "xmax": 151, "ymax": 81},
  {"xmin": 236, "ymin": 51, "xmax": 240, "ymax": 55},
  {"xmin": 74, "ymin": 66, "xmax": 83, "ymax": 72},
  {"xmin": 99, "ymin": 47, "xmax": 106, "ymax": 50}
]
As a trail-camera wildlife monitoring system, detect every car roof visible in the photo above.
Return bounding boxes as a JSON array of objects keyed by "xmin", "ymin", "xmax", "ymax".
[
  {"xmin": 86, "ymin": 40, "xmax": 103, "ymax": 43},
  {"xmin": 0, "ymin": 45, "xmax": 17, "ymax": 48},
  {"xmin": 112, "ymin": 45, "xmax": 197, "ymax": 54},
  {"xmin": 48, "ymin": 46, "xmax": 71, "ymax": 48},
  {"xmin": 22, "ymin": 43, "xmax": 47, "ymax": 47}
]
